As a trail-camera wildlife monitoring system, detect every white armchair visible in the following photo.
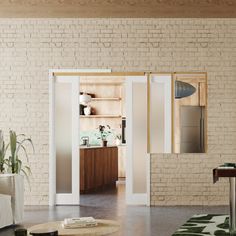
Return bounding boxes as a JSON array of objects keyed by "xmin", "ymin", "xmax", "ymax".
[
  {"xmin": 0, "ymin": 193, "xmax": 13, "ymax": 228},
  {"xmin": 0, "ymin": 174, "xmax": 24, "ymax": 228}
]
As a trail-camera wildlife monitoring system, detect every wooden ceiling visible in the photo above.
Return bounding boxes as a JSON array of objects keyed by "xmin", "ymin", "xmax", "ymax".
[{"xmin": 0, "ymin": 0, "xmax": 236, "ymax": 18}]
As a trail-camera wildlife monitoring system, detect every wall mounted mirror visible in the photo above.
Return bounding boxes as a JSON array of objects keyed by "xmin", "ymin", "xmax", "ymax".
[{"xmin": 149, "ymin": 73, "xmax": 207, "ymax": 154}]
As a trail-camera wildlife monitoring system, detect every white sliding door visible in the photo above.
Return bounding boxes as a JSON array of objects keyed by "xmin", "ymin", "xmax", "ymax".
[
  {"xmin": 126, "ymin": 76, "xmax": 149, "ymax": 205},
  {"xmin": 150, "ymin": 74, "xmax": 172, "ymax": 153},
  {"xmin": 54, "ymin": 76, "xmax": 80, "ymax": 205},
  {"xmin": 49, "ymin": 69, "xmax": 111, "ymax": 206}
]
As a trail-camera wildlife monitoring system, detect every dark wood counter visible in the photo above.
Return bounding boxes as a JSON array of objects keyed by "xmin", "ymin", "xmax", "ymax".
[
  {"xmin": 80, "ymin": 146, "xmax": 118, "ymax": 194},
  {"xmin": 213, "ymin": 168, "xmax": 236, "ymax": 183},
  {"xmin": 213, "ymin": 165, "xmax": 236, "ymax": 234}
]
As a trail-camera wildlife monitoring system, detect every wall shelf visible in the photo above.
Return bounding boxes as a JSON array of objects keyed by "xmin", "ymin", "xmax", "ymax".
[
  {"xmin": 80, "ymin": 78, "xmax": 124, "ymax": 130},
  {"xmin": 80, "ymin": 115, "xmax": 122, "ymax": 118},
  {"xmin": 80, "ymin": 82, "xmax": 123, "ymax": 85},
  {"xmin": 91, "ymin": 97, "xmax": 121, "ymax": 101}
]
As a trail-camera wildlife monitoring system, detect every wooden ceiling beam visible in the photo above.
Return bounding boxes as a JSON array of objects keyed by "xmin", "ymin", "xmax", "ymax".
[{"xmin": 0, "ymin": 0, "xmax": 235, "ymax": 18}]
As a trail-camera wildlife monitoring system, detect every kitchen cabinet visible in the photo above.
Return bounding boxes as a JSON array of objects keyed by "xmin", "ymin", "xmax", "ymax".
[
  {"xmin": 118, "ymin": 145, "xmax": 126, "ymax": 178},
  {"xmin": 80, "ymin": 146, "xmax": 118, "ymax": 193}
]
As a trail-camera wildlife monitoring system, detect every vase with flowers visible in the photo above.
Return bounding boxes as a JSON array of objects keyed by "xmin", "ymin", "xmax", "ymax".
[
  {"xmin": 115, "ymin": 134, "xmax": 122, "ymax": 146},
  {"xmin": 96, "ymin": 125, "xmax": 112, "ymax": 147}
]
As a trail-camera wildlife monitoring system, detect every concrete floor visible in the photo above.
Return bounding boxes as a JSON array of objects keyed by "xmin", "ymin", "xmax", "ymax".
[{"xmin": 0, "ymin": 184, "xmax": 229, "ymax": 236}]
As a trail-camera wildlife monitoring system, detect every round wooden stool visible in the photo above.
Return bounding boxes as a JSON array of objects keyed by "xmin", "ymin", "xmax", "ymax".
[{"xmin": 28, "ymin": 219, "xmax": 120, "ymax": 236}]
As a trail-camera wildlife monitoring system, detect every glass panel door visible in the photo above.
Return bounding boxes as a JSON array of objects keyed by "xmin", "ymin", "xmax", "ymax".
[
  {"xmin": 150, "ymin": 74, "xmax": 172, "ymax": 153},
  {"xmin": 55, "ymin": 81, "xmax": 72, "ymax": 194},
  {"xmin": 54, "ymin": 76, "xmax": 80, "ymax": 205},
  {"xmin": 126, "ymin": 76, "xmax": 148, "ymax": 205}
]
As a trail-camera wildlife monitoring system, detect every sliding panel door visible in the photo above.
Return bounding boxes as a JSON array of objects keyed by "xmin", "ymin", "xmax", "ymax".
[
  {"xmin": 126, "ymin": 76, "xmax": 148, "ymax": 205},
  {"xmin": 54, "ymin": 76, "xmax": 80, "ymax": 205},
  {"xmin": 49, "ymin": 69, "xmax": 112, "ymax": 206},
  {"xmin": 55, "ymin": 81, "xmax": 72, "ymax": 194},
  {"xmin": 150, "ymin": 74, "xmax": 172, "ymax": 153}
]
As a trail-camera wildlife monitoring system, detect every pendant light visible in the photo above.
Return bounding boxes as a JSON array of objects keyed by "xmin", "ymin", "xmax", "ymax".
[{"xmin": 175, "ymin": 81, "xmax": 196, "ymax": 99}]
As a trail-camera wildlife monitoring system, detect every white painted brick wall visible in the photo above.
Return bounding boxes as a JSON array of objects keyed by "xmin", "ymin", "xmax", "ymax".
[{"xmin": 0, "ymin": 19, "xmax": 235, "ymax": 205}]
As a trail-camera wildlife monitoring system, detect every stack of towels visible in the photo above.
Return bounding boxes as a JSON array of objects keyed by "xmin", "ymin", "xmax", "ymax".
[
  {"xmin": 63, "ymin": 217, "xmax": 98, "ymax": 229},
  {"xmin": 218, "ymin": 163, "xmax": 236, "ymax": 169}
]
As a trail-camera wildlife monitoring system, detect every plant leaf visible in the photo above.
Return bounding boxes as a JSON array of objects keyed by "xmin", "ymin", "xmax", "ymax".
[
  {"xmin": 24, "ymin": 166, "xmax": 32, "ymax": 176},
  {"xmin": 10, "ymin": 130, "xmax": 16, "ymax": 157},
  {"xmin": 17, "ymin": 138, "xmax": 35, "ymax": 154},
  {"xmin": 16, "ymin": 142, "xmax": 29, "ymax": 163},
  {"xmin": 17, "ymin": 159, "xmax": 22, "ymax": 174},
  {"xmin": 20, "ymin": 168, "xmax": 31, "ymax": 189}
]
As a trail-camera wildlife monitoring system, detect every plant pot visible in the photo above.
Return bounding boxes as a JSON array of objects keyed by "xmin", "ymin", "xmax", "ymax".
[
  {"xmin": 84, "ymin": 106, "xmax": 92, "ymax": 116},
  {"xmin": 102, "ymin": 140, "xmax": 108, "ymax": 147},
  {"xmin": 80, "ymin": 104, "xmax": 85, "ymax": 115},
  {"xmin": 0, "ymin": 174, "xmax": 24, "ymax": 224},
  {"xmin": 115, "ymin": 139, "xmax": 121, "ymax": 146}
]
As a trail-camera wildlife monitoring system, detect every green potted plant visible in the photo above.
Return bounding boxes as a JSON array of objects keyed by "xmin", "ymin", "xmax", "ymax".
[
  {"xmin": 96, "ymin": 125, "xmax": 112, "ymax": 147},
  {"xmin": 0, "ymin": 130, "xmax": 8, "ymax": 173},
  {"xmin": 0, "ymin": 130, "xmax": 34, "ymax": 223},
  {"xmin": 6, "ymin": 130, "xmax": 34, "ymax": 178}
]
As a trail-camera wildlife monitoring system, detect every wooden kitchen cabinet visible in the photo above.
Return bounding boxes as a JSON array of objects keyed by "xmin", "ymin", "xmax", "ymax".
[{"xmin": 80, "ymin": 146, "xmax": 118, "ymax": 194}]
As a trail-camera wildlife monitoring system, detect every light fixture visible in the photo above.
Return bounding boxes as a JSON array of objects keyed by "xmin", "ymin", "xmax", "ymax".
[{"xmin": 175, "ymin": 81, "xmax": 196, "ymax": 99}]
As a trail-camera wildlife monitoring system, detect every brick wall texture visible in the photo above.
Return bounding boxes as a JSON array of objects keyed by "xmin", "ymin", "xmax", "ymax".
[{"xmin": 0, "ymin": 19, "xmax": 235, "ymax": 205}]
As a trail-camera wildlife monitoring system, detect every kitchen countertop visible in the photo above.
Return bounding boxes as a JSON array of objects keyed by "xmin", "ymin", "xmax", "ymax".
[{"xmin": 80, "ymin": 145, "xmax": 118, "ymax": 149}]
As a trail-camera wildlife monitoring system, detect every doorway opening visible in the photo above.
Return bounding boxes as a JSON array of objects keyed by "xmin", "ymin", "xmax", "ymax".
[
  {"xmin": 79, "ymin": 75, "xmax": 126, "ymax": 205},
  {"xmin": 49, "ymin": 70, "xmax": 150, "ymax": 206}
]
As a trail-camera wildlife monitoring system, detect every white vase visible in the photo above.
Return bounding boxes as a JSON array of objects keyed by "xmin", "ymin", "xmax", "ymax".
[
  {"xmin": 0, "ymin": 174, "xmax": 24, "ymax": 224},
  {"xmin": 116, "ymin": 139, "xmax": 121, "ymax": 146},
  {"xmin": 80, "ymin": 93, "xmax": 92, "ymax": 105},
  {"xmin": 84, "ymin": 106, "xmax": 91, "ymax": 116}
]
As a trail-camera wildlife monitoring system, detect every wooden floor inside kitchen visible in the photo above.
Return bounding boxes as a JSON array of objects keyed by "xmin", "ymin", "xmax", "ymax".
[{"xmin": 0, "ymin": 183, "xmax": 230, "ymax": 236}]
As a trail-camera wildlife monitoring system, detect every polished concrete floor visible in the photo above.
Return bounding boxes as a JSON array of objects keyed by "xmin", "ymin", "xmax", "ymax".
[{"xmin": 0, "ymin": 183, "xmax": 229, "ymax": 236}]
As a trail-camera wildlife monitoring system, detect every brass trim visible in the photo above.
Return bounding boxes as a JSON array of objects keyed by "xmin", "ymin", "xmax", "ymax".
[
  {"xmin": 149, "ymin": 72, "xmax": 173, "ymax": 75},
  {"xmin": 147, "ymin": 72, "xmax": 151, "ymax": 154},
  {"xmin": 173, "ymin": 72, "xmax": 207, "ymax": 75},
  {"xmin": 53, "ymin": 72, "xmax": 145, "ymax": 77},
  {"xmin": 205, "ymin": 73, "xmax": 208, "ymax": 153},
  {"xmin": 53, "ymin": 71, "xmax": 207, "ymax": 77}
]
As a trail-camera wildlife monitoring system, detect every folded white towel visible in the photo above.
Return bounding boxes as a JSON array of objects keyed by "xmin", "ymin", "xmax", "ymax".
[
  {"xmin": 63, "ymin": 217, "xmax": 98, "ymax": 228},
  {"xmin": 217, "ymin": 166, "xmax": 235, "ymax": 169}
]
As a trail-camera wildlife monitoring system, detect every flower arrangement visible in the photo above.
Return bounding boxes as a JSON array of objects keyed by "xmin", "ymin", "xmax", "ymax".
[{"xmin": 96, "ymin": 125, "xmax": 112, "ymax": 146}]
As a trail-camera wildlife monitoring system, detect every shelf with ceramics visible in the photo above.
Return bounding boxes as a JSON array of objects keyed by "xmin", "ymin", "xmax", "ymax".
[
  {"xmin": 79, "ymin": 93, "xmax": 122, "ymax": 118},
  {"xmin": 91, "ymin": 97, "xmax": 121, "ymax": 101},
  {"xmin": 80, "ymin": 115, "xmax": 122, "ymax": 118}
]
